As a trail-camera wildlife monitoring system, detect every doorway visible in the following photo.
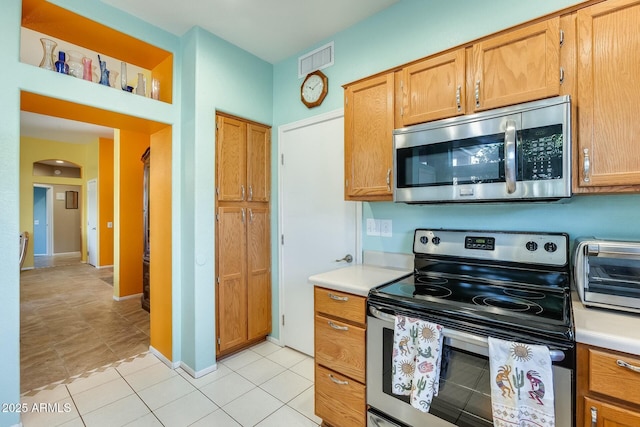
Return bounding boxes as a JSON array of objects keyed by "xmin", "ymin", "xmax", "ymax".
[{"xmin": 32, "ymin": 184, "xmax": 52, "ymax": 256}]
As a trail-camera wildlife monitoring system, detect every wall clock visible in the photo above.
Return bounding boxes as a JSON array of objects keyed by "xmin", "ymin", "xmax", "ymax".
[{"xmin": 300, "ymin": 70, "xmax": 328, "ymax": 108}]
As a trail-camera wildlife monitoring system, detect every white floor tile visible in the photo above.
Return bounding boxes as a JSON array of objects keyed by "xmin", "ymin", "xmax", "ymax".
[
  {"xmin": 260, "ymin": 370, "xmax": 313, "ymax": 403},
  {"xmin": 236, "ymin": 357, "xmax": 286, "ymax": 385},
  {"xmin": 122, "ymin": 360, "xmax": 177, "ymax": 392},
  {"xmin": 249, "ymin": 341, "xmax": 282, "ymax": 357},
  {"xmin": 82, "ymin": 394, "xmax": 150, "ymax": 427},
  {"xmin": 21, "ymin": 384, "xmax": 70, "ymax": 407},
  {"xmin": 189, "ymin": 409, "xmax": 242, "ymax": 427},
  {"xmin": 289, "ymin": 357, "xmax": 314, "ymax": 382},
  {"xmin": 222, "ymin": 387, "xmax": 283, "ymax": 427},
  {"xmin": 20, "ymin": 396, "xmax": 79, "ymax": 427},
  {"xmin": 199, "ymin": 372, "xmax": 256, "ymax": 407},
  {"xmin": 115, "ymin": 353, "xmax": 161, "ymax": 377},
  {"xmin": 288, "ymin": 386, "xmax": 322, "ymax": 425},
  {"xmin": 122, "ymin": 412, "xmax": 164, "ymax": 427},
  {"xmin": 66, "ymin": 368, "xmax": 121, "ymax": 395},
  {"xmin": 72, "ymin": 377, "xmax": 134, "ymax": 415},
  {"xmin": 266, "ymin": 347, "xmax": 308, "ymax": 368},
  {"xmin": 57, "ymin": 417, "xmax": 86, "ymax": 427},
  {"xmin": 256, "ymin": 405, "xmax": 319, "ymax": 427},
  {"xmin": 177, "ymin": 363, "xmax": 233, "ymax": 389},
  {"xmin": 153, "ymin": 391, "xmax": 218, "ymax": 427},
  {"xmin": 220, "ymin": 349, "xmax": 262, "ymax": 371},
  {"xmin": 137, "ymin": 374, "xmax": 196, "ymax": 410}
]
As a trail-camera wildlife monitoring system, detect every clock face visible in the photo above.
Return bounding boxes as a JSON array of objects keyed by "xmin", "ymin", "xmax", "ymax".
[{"xmin": 301, "ymin": 71, "xmax": 328, "ymax": 107}]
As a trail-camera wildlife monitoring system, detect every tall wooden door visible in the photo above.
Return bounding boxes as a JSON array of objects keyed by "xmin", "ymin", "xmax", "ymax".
[
  {"xmin": 216, "ymin": 206, "xmax": 247, "ymax": 352},
  {"xmin": 247, "ymin": 206, "xmax": 271, "ymax": 340}
]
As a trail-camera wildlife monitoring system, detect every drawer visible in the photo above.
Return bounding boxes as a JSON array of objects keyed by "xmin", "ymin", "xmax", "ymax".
[
  {"xmin": 589, "ymin": 348, "xmax": 640, "ymax": 406},
  {"xmin": 315, "ymin": 315, "xmax": 365, "ymax": 383},
  {"xmin": 315, "ymin": 364, "xmax": 366, "ymax": 427},
  {"xmin": 314, "ymin": 287, "xmax": 366, "ymax": 325}
]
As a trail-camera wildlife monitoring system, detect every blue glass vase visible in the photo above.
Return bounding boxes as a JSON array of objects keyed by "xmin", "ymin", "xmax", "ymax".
[{"xmin": 55, "ymin": 51, "xmax": 69, "ymax": 74}]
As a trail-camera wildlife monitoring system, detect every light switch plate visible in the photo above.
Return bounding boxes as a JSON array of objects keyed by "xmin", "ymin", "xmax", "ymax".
[{"xmin": 366, "ymin": 218, "xmax": 380, "ymax": 236}]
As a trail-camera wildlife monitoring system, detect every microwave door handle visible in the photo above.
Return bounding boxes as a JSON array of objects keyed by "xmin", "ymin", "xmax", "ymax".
[{"xmin": 504, "ymin": 120, "xmax": 517, "ymax": 194}]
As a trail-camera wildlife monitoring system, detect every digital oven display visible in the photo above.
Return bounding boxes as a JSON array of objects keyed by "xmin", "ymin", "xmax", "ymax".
[{"xmin": 465, "ymin": 236, "xmax": 495, "ymax": 250}]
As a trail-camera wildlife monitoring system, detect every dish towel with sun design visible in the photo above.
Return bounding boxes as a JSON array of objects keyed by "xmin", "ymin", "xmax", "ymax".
[
  {"xmin": 391, "ymin": 315, "xmax": 443, "ymax": 413},
  {"xmin": 488, "ymin": 337, "xmax": 555, "ymax": 427}
]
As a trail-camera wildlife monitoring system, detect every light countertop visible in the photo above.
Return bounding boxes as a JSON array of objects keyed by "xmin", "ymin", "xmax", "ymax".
[
  {"xmin": 308, "ymin": 264, "xmax": 412, "ymax": 297},
  {"xmin": 572, "ymin": 291, "xmax": 640, "ymax": 355}
]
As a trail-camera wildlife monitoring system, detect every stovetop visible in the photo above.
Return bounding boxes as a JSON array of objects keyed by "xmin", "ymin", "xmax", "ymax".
[{"xmin": 368, "ymin": 229, "xmax": 574, "ymax": 344}]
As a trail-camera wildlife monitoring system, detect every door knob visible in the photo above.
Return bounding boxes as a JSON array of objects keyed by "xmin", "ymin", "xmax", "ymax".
[{"xmin": 335, "ymin": 254, "xmax": 353, "ymax": 263}]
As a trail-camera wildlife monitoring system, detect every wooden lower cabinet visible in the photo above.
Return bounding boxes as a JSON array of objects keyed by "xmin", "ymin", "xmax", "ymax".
[
  {"xmin": 314, "ymin": 287, "xmax": 367, "ymax": 427},
  {"xmin": 577, "ymin": 344, "xmax": 640, "ymax": 426}
]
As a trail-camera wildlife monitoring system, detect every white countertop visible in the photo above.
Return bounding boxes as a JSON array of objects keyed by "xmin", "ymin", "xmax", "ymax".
[
  {"xmin": 572, "ymin": 291, "xmax": 640, "ymax": 355},
  {"xmin": 308, "ymin": 264, "xmax": 412, "ymax": 297}
]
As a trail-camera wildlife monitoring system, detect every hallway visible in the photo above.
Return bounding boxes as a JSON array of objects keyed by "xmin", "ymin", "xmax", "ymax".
[{"xmin": 20, "ymin": 260, "xmax": 149, "ymax": 393}]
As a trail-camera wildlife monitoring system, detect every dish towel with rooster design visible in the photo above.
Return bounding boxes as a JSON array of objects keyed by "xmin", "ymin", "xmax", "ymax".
[
  {"xmin": 391, "ymin": 315, "xmax": 443, "ymax": 413},
  {"xmin": 488, "ymin": 337, "xmax": 555, "ymax": 427}
]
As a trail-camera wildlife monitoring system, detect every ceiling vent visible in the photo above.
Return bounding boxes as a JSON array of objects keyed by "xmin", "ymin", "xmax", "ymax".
[{"xmin": 298, "ymin": 42, "xmax": 334, "ymax": 78}]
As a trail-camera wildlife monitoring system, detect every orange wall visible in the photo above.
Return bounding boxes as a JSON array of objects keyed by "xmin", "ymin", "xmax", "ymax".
[
  {"xmin": 149, "ymin": 126, "xmax": 172, "ymax": 360},
  {"xmin": 118, "ymin": 130, "xmax": 149, "ymax": 297},
  {"xmin": 99, "ymin": 138, "xmax": 114, "ymax": 266}
]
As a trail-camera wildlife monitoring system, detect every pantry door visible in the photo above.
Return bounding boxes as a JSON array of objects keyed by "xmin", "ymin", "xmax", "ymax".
[{"xmin": 279, "ymin": 109, "xmax": 360, "ymax": 356}]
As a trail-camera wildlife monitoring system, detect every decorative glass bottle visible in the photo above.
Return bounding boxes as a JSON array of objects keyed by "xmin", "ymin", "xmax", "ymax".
[
  {"xmin": 82, "ymin": 57, "xmax": 93, "ymax": 81},
  {"xmin": 136, "ymin": 73, "xmax": 146, "ymax": 96},
  {"xmin": 98, "ymin": 55, "xmax": 109, "ymax": 86},
  {"xmin": 67, "ymin": 51, "xmax": 84, "ymax": 78},
  {"xmin": 38, "ymin": 38, "xmax": 57, "ymax": 71},
  {"xmin": 55, "ymin": 51, "xmax": 69, "ymax": 74},
  {"xmin": 120, "ymin": 62, "xmax": 127, "ymax": 90}
]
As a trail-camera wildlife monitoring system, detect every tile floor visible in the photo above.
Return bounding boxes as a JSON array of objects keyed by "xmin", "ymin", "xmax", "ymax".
[{"xmin": 20, "ymin": 341, "xmax": 320, "ymax": 427}]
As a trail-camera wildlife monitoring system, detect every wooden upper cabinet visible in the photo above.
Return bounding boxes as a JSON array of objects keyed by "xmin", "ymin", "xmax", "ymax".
[
  {"xmin": 472, "ymin": 17, "xmax": 561, "ymax": 112},
  {"xmin": 400, "ymin": 48, "xmax": 466, "ymax": 126},
  {"xmin": 247, "ymin": 124, "xmax": 271, "ymax": 202},
  {"xmin": 344, "ymin": 73, "xmax": 395, "ymax": 201},
  {"xmin": 217, "ymin": 116, "xmax": 247, "ymax": 202},
  {"xmin": 576, "ymin": 0, "xmax": 640, "ymax": 190}
]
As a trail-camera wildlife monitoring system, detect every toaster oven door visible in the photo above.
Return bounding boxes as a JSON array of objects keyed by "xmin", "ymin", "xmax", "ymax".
[{"xmin": 575, "ymin": 240, "xmax": 640, "ymax": 313}]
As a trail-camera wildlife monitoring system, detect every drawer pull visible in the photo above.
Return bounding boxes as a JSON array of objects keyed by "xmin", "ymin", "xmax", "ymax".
[
  {"xmin": 328, "ymin": 321, "xmax": 349, "ymax": 331},
  {"xmin": 329, "ymin": 374, "xmax": 349, "ymax": 385},
  {"xmin": 328, "ymin": 293, "xmax": 349, "ymax": 302},
  {"xmin": 617, "ymin": 359, "xmax": 640, "ymax": 373}
]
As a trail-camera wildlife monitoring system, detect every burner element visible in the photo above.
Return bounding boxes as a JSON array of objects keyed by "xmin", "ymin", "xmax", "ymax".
[
  {"xmin": 472, "ymin": 294, "xmax": 544, "ymax": 314},
  {"xmin": 504, "ymin": 288, "xmax": 546, "ymax": 300},
  {"xmin": 416, "ymin": 276, "xmax": 449, "ymax": 286}
]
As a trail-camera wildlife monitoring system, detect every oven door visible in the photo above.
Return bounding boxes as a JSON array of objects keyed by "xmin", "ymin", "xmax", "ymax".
[{"xmin": 366, "ymin": 306, "xmax": 573, "ymax": 427}]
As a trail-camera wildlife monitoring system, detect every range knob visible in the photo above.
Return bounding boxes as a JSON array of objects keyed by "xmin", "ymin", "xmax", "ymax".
[
  {"xmin": 526, "ymin": 241, "xmax": 538, "ymax": 251},
  {"xmin": 544, "ymin": 242, "xmax": 558, "ymax": 253},
  {"xmin": 432, "ymin": 237, "xmax": 441, "ymax": 245},
  {"xmin": 420, "ymin": 236, "xmax": 429, "ymax": 245}
]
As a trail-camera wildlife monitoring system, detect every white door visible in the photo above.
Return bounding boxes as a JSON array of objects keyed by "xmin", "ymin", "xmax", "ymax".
[
  {"xmin": 279, "ymin": 110, "xmax": 360, "ymax": 356},
  {"xmin": 87, "ymin": 179, "xmax": 98, "ymax": 267}
]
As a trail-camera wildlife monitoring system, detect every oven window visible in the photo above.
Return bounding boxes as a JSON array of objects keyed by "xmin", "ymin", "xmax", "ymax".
[
  {"xmin": 382, "ymin": 328, "xmax": 493, "ymax": 426},
  {"xmin": 588, "ymin": 256, "xmax": 640, "ymax": 298},
  {"xmin": 396, "ymin": 134, "xmax": 505, "ymax": 188}
]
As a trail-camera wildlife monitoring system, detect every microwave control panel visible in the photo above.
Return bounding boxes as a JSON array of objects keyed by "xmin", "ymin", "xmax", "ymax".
[{"xmin": 520, "ymin": 124, "xmax": 563, "ymax": 181}]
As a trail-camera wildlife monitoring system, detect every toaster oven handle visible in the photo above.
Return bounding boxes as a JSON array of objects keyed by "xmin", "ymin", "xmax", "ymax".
[
  {"xmin": 504, "ymin": 120, "xmax": 517, "ymax": 194},
  {"xmin": 368, "ymin": 305, "xmax": 566, "ymax": 362}
]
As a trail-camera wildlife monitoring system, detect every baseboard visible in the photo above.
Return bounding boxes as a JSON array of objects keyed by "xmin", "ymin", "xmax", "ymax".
[
  {"xmin": 113, "ymin": 293, "xmax": 142, "ymax": 301},
  {"xmin": 179, "ymin": 361, "xmax": 218, "ymax": 379},
  {"xmin": 149, "ymin": 346, "xmax": 180, "ymax": 369},
  {"xmin": 20, "ymin": 267, "xmax": 34, "ymax": 271},
  {"xmin": 266, "ymin": 335, "xmax": 282, "ymax": 347},
  {"xmin": 96, "ymin": 264, "xmax": 114, "ymax": 269}
]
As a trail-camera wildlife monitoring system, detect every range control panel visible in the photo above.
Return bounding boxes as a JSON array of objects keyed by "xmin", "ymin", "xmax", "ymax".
[{"xmin": 414, "ymin": 229, "xmax": 568, "ymax": 266}]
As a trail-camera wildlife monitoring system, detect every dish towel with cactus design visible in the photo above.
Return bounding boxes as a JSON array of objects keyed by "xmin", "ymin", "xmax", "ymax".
[
  {"xmin": 391, "ymin": 315, "xmax": 443, "ymax": 412},
  {"xmin": 488, "ymin": 337, "xmax": 555, "ymax": 427}
]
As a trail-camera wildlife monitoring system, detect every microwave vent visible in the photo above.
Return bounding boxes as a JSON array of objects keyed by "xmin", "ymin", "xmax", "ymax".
[{"xmin": 298, "ymin": 41, "xmax": 334, "ymax": 78}]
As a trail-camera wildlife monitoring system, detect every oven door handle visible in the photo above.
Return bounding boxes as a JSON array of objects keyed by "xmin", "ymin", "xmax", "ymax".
[{"xmin": 368, "ymin": 305, "xmax": 565, "ymax": 362}]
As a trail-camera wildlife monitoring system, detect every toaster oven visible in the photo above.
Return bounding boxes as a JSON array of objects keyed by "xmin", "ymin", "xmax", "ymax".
[{"xmin": 574, "ymin": 238, "xmax": 640, "ymax": 314}]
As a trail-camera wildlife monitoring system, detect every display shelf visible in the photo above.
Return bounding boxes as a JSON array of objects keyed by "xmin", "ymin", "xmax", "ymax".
[{"xmin": 21, "ymin": 0, "xmax": 173, "ymax": 103}]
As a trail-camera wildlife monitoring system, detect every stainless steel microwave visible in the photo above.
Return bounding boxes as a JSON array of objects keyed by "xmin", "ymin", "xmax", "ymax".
[
  {"xmin": 574, "ymin": 238, "xmax": 640, "ymax": 314},
  {"xmin": 393, "ymin": 96, "xmax": 571, "ymax": 203}
]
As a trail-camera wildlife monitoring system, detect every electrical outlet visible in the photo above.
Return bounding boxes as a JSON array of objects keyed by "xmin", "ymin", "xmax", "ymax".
[
  {"xmin": 107, "ymin": 222, "xmax": 113, "ymax": 228},
  {"xmin": 380, "ymin": 219, "xmax": 392, "ymax": 237}
]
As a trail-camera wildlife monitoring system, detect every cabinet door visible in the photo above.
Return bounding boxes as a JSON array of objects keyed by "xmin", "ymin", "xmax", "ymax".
[
  {"xmin": 472, "ymin": 17, "xmax": 560, "ymax": 111},
  {"xmin": 247, "ymin": 124, "xmax": 271, "ymax": 202},
  {"xmin": 576, "ymin": 0, "xmax": 640, "ymax": 189},
  {"xmin": 315, "ymin": 364, "xmax": 366, "ymax": 427},
  {"xmin": 315, "ymin": 315, "xmax": 366, "ymax": 383},
  {"xmin": 584, "ymin": 397, "xmax": 640, "ymax": 427},
  {"xmin": 247, "ymin": 206, "xmax": 271, "ymax": 340},
  {"xmin": 216, "ymin": 206, "xmax": 247, "ymax": 353},
  {"xmin": 217, "ymin": 116, "xmax": 247, "ymax": 201},
  {"xmin": 344, "ymin": 73, "xmax": 394, "ymax": 201},
  {"xmin": 400, "ymin": 48, "xmax": 466, "ymax": 126}
]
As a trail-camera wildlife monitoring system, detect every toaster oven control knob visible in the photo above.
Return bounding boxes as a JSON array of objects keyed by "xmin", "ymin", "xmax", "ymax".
[
  {"xmin": 432, "ymin": 237, "xmax": 441, "ymax": 245},
  {"xmin": 420, "ymin": 236, "xmax": 429, "ymax": 245},
  {"xmin": 526, "ymin": 241, "xmax": 538, "ymax": 251},
  {"xmin": 544, "ymin": 242, "xmax": 558, "ymax": 252}
]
